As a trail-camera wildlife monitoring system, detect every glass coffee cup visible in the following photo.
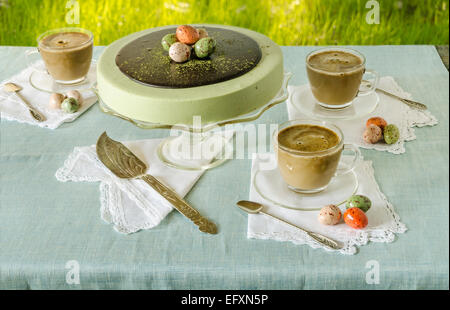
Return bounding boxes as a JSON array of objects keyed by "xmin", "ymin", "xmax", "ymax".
[
  {"xmin": 306, "ymin": 47, "xmax": 379, "ymax": 109},
  {"xmin": 26, "ymin": 27, "xmax": 93, "ymax": 84},
  {"xmin": 274, "ymin": 119, "xmax": 360, "ymax": 194}
]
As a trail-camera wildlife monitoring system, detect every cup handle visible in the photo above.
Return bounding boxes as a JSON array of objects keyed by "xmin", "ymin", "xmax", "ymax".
[
  {"xmin": 357, "ymin": 69, "xmax": 380, "ymax": 97},
  {"xmin": 25, "ymin": 48, "xmax": 47, "ymax": 74},
  {"xmin": 335, "ymin": 144, "xmax": 361, "ymax": 176}
]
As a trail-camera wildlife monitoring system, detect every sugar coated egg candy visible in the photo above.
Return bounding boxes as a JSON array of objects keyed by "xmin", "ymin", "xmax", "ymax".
[
  {"xmin": 197, "ymin": 28, "xmax": 209, "ymax": 39},
  {"xmin": 169, "ymin": 42, "xmax": 191, "ymax": 63},
  {"xmin": 366, "ymin": 116, "xmax": 387, "ymax": 130},
  {"xmin": 49, "ymin": 93, "xmax": 65, "ymax": 110},
  {"xmin": 344, "ymin": 207, "xmax": 368, "ymax": 229},
  {"xmin": 66, "ymin": 90, "xmax": 83, "ymax": 105},
  {"xmin": 194, "ymin": 37, "xmax": 216, "ymax": 59},
  {"xmin": 61, "ymin": 97, "xmax": 80, "ymax": 113},
  {"xmin": 161, "ymin": 33, "xmax": 178, "ymax": 51},
  {"xmin": 176, "ymin": 25, "xmax": 200, "ymax": 45},
  {"xmin": 346, "ymin": 195, "xmax": 371, "ymax": 213},
  {"xmin": 384, "ymin": 124, "xmax": 400, "ymax": 144},
  {"xmin": 363, "ymin": 124, "xmax": 382, "ymax": 144},
  {"xmin": 318, "ymin": 204, "xmax": 342, "ymax": 225}
]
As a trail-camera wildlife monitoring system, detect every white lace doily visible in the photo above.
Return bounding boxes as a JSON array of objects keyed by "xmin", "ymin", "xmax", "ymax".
[
  {"xmin": 0, "ymin": 61, "xmax": 97, "ymax": 129},
  {"xmin": 248, "ymin": 153, "xmax": 407, "ymax": 255},
  {"xmin": 55, "ymin": 139, "xmax": 205, "ymax": 234},
  {"xmin": 287, "ymin": 76, "xmax": 438, "ymax": 154}
]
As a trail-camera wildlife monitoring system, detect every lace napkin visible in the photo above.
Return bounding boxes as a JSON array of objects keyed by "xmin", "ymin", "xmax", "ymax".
[
  {"xmin": 247, "ymin": 153, "xmax": 407, "ymax": 255},
  {"xmin": 55, "ymin": 134, "xmax": 233, "ymax": 234},
  {"xmin": 287, "ymin": 76, "xmax": 437, "ymax": 154},
  {"xmin": 0, "ymin": 61, "xmax": 97, "ymax": 129}
]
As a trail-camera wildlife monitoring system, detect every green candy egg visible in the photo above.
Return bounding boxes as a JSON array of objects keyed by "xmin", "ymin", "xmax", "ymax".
[
  {"xmin": 61, "ymin": 97, "xmax": 79, "ymax": 113},
  {"xmin": 346, "ymin": 195, "xmax": 372, "ymax": 213},
  {"xmin": 384, "ymin": 124, "xmax": 400, "ymax": 144},
  {"xmin": 194, "ymin": 37, "xmax": 216, "ymax": 58},
  {"xmin": 161, "ymin": 33, "xmax": 178, "ymax": 51}
]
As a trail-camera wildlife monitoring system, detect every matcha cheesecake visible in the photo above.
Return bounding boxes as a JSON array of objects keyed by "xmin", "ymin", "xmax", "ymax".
[{"xmin": 96, "ymin": 24, "xmax": 284, "ymax": 126}]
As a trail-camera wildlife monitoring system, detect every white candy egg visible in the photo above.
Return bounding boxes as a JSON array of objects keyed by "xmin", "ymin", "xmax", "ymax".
[
  {"xmin": 169, "ymin": 42, "xmax": 191, "ymax": 63},
  {"xmin": 318, "ymin": 204, "xmax": 342, "ymax": 225}
]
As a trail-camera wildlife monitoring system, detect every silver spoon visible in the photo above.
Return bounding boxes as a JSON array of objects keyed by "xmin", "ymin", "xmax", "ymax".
[
  {"xmin": 361, "ymin": 79, "xmax": 427, "ymax": 110},
  {"xmin": 3, "ymin": 82, "xmax": 46, "ymax": 122},
  {"xmin": 375, "ymin": 87, "xmax": 427, "ymax": 110},
  {"xmin": 236, "ymin": 200, "xmax": 343, "ymax": 250}
]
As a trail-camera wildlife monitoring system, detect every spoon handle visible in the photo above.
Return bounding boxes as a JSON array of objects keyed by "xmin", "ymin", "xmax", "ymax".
[
  {"xmin": 260, "ymin": 210, "xmax": 343, "ymax": 250},
  {"xmin": 306, "ymin": 232, "xmax": 343, "ymax": 250},
  {"xmin": 376, "ymin": 88, "xmax": 428, "ymax": 110},
  {"xmin": 15, "ymin": 92, "xmax": 46, "ymax": 122}
]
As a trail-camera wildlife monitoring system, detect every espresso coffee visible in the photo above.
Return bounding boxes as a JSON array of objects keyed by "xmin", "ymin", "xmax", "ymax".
[
  {"xmin": 39, "ymin": 31, "xmax": 93, "ymax": 82},
  {"xmin": 277, "ymin": 124, "xmax": 342, "ymax": 191},
  {"xmin": 307, "ymin": 50, "xmax": 364, "ymax": 106},
  {"xmin": 278, "ymin": 124, "xmax": 339, "ymax": 152}
]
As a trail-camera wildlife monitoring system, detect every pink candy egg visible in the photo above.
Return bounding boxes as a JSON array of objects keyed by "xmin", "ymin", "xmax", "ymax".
[
  {"xmin": 49, "ymin": 93, "xmax": 65, "ymax": 110},
  {"xmin": 363, "ymin": 124, "xmax": 382, "ymax": 144}
]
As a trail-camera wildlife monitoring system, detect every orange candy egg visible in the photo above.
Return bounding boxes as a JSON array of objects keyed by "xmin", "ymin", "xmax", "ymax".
[
  {"xmin": 176, "ymin": 25, "xmax": 200, "ymax": 45},
  {"xmin": 366, "ymin": 117, "xmax": 387, "ymax": 130},
  {"xmin": 344, "ymin": 207, "xmax": 368, "ymax": 229}
]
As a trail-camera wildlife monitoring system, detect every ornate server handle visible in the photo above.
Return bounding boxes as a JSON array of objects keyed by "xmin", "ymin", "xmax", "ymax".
[{"xmin": 140, "ymin": 174, "xmax": 218, "ymax": 234}]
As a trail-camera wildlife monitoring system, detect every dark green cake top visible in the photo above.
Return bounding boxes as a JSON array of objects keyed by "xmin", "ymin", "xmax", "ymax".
[{"xmin": 115, "ymin": 27, "xmax": 262, "ymax": 88}]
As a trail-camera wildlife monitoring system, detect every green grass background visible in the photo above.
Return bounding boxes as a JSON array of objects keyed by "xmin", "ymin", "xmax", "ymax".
[{"xmin": 0, "ymin": 0, "xmax": 448, "ymax": 46}]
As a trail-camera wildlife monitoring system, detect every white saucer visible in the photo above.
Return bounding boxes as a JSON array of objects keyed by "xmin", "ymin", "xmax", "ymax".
[
  {"xmin": 290, "ymin": 85, "xmax": 379, "ymax": 120},
  {"xmin": 29, "ymin": 61, "xmax": 96, "ymax": 93},
  {"xmin": 253, "ymin": 158, "xmax": 358, "ymax": 211}
]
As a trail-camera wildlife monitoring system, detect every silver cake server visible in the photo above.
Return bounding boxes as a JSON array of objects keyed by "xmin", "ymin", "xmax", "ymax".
[{"xmin": 96, "ymin": 132, "xmax": 217, "ymax": 234}]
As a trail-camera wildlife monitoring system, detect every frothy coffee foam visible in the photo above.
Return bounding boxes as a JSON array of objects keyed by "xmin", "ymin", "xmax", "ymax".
[
  {"xmin": 278, "ymin": 124, "xmax": 340, "ymax": 152},
  {"xmin": 40, "ymin": 32, "xmax": 90, "ymax": 49},
  {"xmin": 308, "ymin": 50, "xmax": 363, "ymax": 73}
]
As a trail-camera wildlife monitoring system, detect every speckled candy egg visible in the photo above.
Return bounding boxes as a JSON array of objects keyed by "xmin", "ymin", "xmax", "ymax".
[
  {"xmin": 61, "ymin": 97, "xmax": 80, "ymax": 113},
  {"xmin": 49, "ymin": 93, "xmax": 65, "ymax": 110},
  {"xmin": 194, "ymin": 37, "xmax": 216, "ymax": 58},
  {"xmin": 169, "ymin": 42, "xmax": 191, "ymax": 63},
  {"xmin": 318, "ymin": 204, "xmax": 342, "ymax": 225},
  {"xmin": 161, "ymin": 33, "xmax": 178, "ymax": 51},
  {"xmin": 363, "ymin": 124, "xmax": 382, "ymax": 144},
  {"xmin": 176, "ymin": 25, "xmax": 199, "ymax": 45},
  {"xmin": 384, "ymin": 124, "xmax": 400, "ymax": 144},
  {"xmin": 197, "ymin": 28, "xmax": 209, "ymax": 39},
  {"xmin": 344, "ymin": 207, "xmax": 368, "ymax": 229},
  {"xmin": 346, "ymin": 195, "xmax": 372, "ymax": 213},
  {"xmin": 66, "ymin": 90, "xmax": 83, "ymax": 105},
  {"xmin": 366, "ymin": 116, "xmax": 387, "ymax": 130}
]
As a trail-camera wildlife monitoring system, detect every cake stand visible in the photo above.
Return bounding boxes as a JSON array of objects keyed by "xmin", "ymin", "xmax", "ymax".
[{"xmin": 95, "ymin": 71, "xmax": 292, "ymax": 170}]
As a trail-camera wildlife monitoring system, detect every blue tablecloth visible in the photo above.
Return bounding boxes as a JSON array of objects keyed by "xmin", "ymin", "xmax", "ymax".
[{"xmin": 0, "ymin": 46, "xmax": 448, "ymax": 289}]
